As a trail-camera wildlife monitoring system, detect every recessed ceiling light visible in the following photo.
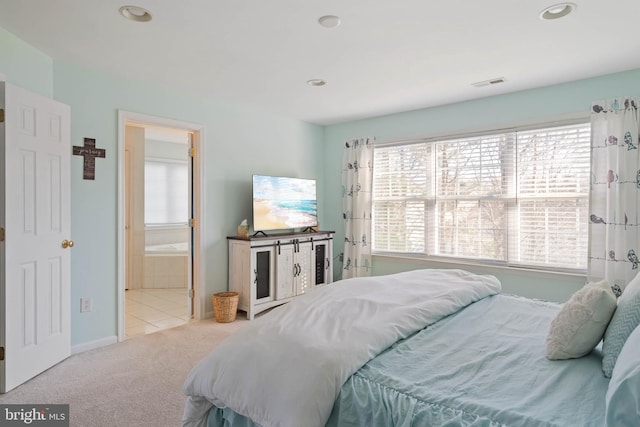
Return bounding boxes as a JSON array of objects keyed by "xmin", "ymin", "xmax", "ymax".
[
  {"xmin": 307, "ymin": 79, "xmax": 326, "ymax": 87},
  {"xmin": 318, "ymin": 15, "xmax": 341, "ymax": 28},
  {"xmin": 539, "ymin": 3, "xmax": 576, "ymax": 20},
  {"xmin": 119, "ymin": 5, "xmax": 152, "ymax": 22}
]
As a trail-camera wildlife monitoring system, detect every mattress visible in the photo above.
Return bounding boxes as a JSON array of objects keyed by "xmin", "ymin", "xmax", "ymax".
[{"xmin": 205, "ymin": 294, "xmax": 609, "ymax": 427}]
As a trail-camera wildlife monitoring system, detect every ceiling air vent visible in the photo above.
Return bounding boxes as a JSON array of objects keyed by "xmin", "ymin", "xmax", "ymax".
[{"xmin": 471, "ymin": 77, "xmax": 506, "ymax": 88}]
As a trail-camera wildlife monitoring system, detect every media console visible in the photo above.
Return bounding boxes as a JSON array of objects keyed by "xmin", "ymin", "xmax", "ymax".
[{"xmin": 227, "ymin": 231, "xmax": 335, "ymax": 320}]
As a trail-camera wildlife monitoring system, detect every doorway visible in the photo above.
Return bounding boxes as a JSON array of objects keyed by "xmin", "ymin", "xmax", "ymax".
[{"xmin": 117, "ymin": 111, "xmax": 205, "ymax": 342}]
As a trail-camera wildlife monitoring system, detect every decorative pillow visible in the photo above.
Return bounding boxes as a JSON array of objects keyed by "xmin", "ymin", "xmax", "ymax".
[
  {"xmin": 606, "ymin": 324, "xmax": 640, "ymax": 426},
  {"xmin": 546, "ymin": 280, "xmax": 617, "ymax": 360},
  {"xmin": 603, "ymin": 273, "xmax": 640, "ymax": 377}
]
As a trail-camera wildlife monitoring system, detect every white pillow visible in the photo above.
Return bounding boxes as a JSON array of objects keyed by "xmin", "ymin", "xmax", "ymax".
[{"xmin": 546, "ymin": 280, "xmax": 617, "ymax": 360}]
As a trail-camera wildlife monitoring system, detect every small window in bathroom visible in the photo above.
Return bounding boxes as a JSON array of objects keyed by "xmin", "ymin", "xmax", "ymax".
[{"xmin": 144, "ymin": 159, "xmax": 189, "ymax": 225}]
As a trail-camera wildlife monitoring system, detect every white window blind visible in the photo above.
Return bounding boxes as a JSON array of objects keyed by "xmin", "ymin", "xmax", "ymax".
[
  {"xmin": 144, "ymin": 160, "xmax": 189, "ymax": 225},
  {"xmin": 513, "ymin": 126, "xmax": 590, "ymax": 269},
  {"xmin": 373, "ymin": 143, "xmax": 430, "ymax": 253},
  {"xmin": 372, "ymin": 122, "xmax": 590, "ymax": 270}
]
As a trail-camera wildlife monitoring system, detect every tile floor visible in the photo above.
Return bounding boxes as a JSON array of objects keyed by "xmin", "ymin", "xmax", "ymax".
[{"xmin": 125, "ymin": 288, "xmax": 190, "ymax": 339}]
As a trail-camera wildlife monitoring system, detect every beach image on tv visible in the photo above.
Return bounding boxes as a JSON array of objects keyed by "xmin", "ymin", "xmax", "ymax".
[{"xmin": 253, "ymin": 175, "xmax": 318, "ymax": 231}]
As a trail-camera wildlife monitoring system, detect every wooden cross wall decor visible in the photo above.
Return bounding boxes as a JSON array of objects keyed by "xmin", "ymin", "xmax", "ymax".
[{"xmin": 73, "ymin": 138, "xmax": 106, "ymax": 180}]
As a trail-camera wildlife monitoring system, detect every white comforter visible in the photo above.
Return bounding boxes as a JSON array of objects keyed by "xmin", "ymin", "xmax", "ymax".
[{"xmin": 182, "ymin": 269, "xmax": 501, "ymax": 427}]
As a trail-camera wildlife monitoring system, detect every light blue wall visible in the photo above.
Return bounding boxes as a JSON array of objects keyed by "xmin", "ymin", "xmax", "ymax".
[
  {"xmin": 52, "ymin": 62, "xmax": 325, "ymax": 345},
  {"xmin": 323, "ymin": 68, "xmax": 640, "ymax": 302},
  {"xmin": 0, "ymin": 26, "xmax": 53, "ymax": 97},
  {"xmin": 1, "ymin": 26, "xmax": 324, "ymax": 346}
]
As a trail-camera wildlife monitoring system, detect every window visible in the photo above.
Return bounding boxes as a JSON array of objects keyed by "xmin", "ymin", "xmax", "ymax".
[
  {"xmin": 144, "ymin": 160, "xmax": 189, "ymax": 225},
  {"xmin": 372, "ymin": 122, "xmax": 590, "ymax": 270}
]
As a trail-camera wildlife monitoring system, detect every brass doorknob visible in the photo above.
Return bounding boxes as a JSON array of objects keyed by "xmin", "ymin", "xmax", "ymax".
[
  {"xmin": 69, "ymin": 240, "xmax": 75, "ymax": 248},
  {"xmin": 61, "ymin": 240, "xmax": 75, "ymax": 249}
]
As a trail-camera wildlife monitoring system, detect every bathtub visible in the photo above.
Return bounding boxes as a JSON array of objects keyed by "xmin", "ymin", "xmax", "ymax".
[
  {"xmin": 144, "ymin": 241, "xmax": 189, "ymax": 288},
  {"xmin": 145, "ymin": 241, "xmax": 189, "ymax": 255}
]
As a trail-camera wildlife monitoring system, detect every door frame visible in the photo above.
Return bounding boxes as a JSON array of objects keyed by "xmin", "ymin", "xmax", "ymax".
[{"xmin": 116, "ymin": 110, "xmax": 206, "ymax": 342}]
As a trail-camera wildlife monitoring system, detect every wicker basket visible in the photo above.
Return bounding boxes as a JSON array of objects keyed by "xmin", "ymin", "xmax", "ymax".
[{"xmin": 212, "ymin": 292, "xmax": 239, "ymax": 323}]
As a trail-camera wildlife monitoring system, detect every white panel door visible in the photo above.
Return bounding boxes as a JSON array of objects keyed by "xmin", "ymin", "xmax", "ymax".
[{"xmin": 0, "ymin": 82, "xmax": 71, "ymax": 393}]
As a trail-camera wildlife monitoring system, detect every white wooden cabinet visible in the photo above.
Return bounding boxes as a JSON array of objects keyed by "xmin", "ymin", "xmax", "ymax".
[{"xmin": 228, "ymin": 231, "xmax": 334, "ymax": 320}]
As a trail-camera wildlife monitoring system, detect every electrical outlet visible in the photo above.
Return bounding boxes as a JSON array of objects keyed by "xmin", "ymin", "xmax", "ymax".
[{"xmin": 80, "ymin": 297, "xmax": 92, "ymax": 313}]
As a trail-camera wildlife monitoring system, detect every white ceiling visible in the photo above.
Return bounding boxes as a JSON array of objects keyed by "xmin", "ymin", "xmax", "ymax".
[{"xmin": 1, "ymin": 1, "xmax": 639, "ymax": 125}]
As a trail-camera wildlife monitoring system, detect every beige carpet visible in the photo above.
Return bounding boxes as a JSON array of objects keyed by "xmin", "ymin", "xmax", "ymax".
[{"xmin": 0, "ymin": 318, "xmax": 248, "ymax": 427}]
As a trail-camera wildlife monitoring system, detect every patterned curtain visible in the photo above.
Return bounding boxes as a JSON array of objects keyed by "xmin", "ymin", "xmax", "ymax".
[
  {"xmin": 342, "ymin": 137, "xmax": 375, "ymax": 279},
  {"xmin": 589, "ymin": 97, "xmax": 640, "ymax": 290}
]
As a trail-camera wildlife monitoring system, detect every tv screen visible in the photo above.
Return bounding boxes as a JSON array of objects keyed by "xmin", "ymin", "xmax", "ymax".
[{"xmin": 253, "ymin": 175, "xmax": 318, "ymax": 232}]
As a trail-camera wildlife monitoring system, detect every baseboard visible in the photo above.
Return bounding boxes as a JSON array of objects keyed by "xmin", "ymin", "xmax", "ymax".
[{"xmin": 71, "ymin": 335, "xmax": 118, "ymax": 355}]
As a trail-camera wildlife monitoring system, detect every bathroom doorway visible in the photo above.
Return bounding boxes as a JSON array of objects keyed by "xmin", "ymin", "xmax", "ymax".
[{"xmin": 117, "ymin": 111, "xmax": 205, "ymax": 341}]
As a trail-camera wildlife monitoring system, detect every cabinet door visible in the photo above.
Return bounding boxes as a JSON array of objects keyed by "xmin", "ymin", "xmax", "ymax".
[
  {"xmin": 295, "ymin": 242, "xmax": 312, "ymax": 295},
  {"xmin": 276, "ymin": 245, "xmax": 296, "ymax": 300},
  {"xmin": 313, "ymin": 242, "xmax": 329, "ymax": 286},
  {"xmin": 251, "ymin": 247, "xmax": 274, "ymax": 303},
  {"xmin": 325, "ymin": 238, "xmax": 333, "ymax": 284},
  {"xmin": 229, "ymin": 241, "xmax": 251, "ymax": 310}
]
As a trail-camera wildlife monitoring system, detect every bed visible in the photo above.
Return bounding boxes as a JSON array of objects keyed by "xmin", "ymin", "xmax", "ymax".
[{"xmin": 182, "ymin": 269, "xmax": 640, "ymax": 427}]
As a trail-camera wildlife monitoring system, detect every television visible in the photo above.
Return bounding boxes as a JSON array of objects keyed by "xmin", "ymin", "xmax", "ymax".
[{"xmin": 252, "ymin": 175, "xmax": 318, "ymax": 232}]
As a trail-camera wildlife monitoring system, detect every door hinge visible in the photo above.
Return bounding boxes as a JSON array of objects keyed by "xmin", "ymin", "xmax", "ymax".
[
  {"xmin": 0, "ymin": 108, "xmax": 4, "ymax": 123},
  {"xmin": 189, "ymin": 218, "xmax": 196, "ymax": 228},
  {"xmin": 188, "ymin": 289, "xmax": 194, "ymax": 298},
  {"xmin": 189, "ymin": 147, "xmax": 196, "ymax": 157},
  {"xmin": 0, "ymin": 227, "xmax": 4, "ymax": 242},
  {"xmin": 0, "ymin": 347, "xmax": 4, "ymax": 361}
]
